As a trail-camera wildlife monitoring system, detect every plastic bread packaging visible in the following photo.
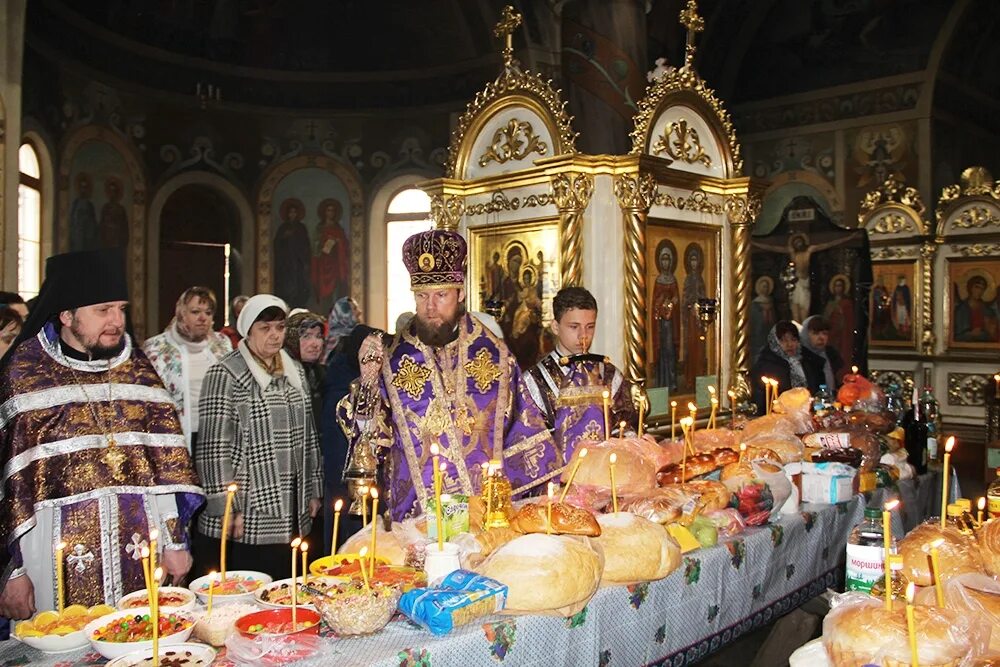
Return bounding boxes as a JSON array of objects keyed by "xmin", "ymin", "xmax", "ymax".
[
  {"xmin": 898, "ymin": 520, "xmax": 983, "ymax": 586},
  {"xmin": 978, "ymin": 518, "xmax": 1000, "ymax": 578},
  {"xmin": 771, "ymin": 387, "xmax": 815, "ymax": 434},
  {"xmin": 743, "ymin": 432, "xmax": 805, "ymax": 464},
  {"xmin": 561, "ymin": 438, "xmax": 658, "ymax": 494},
  {"xmin": 823, "ymin": 591, "xmax": 990, "ymax": 667},
  {"xmin": 398, "ymin": 569, "xmax": 507, "ymax": 636},
  {"xmin": 914, "ymin": 573, "xmax": 1000, "ymax": 653},
  {"xmin": 720, "ymin": 459, "xmax": 791, "ymax": 525},
  {"xmin": 690, "ymin": 428, "xmax": 740, "ymax": 454},
  {"xmin": 741, "ymin": 413, "xmax": 799, "ymax": 440}
]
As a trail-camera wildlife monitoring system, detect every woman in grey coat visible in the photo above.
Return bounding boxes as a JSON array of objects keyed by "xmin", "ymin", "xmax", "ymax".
[{"xmin": 193, "ymin": 294, "xmax": 323, "ymax": 580}]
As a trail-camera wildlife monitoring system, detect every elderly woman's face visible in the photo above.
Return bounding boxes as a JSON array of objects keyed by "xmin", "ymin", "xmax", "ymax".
[
  {"xmin": 247, "ymin": 318, "xmax": 286, "ymax": 360},
  {"xmin": 299, "ymin": 325, "xmax": 324, "ymax": 363}
]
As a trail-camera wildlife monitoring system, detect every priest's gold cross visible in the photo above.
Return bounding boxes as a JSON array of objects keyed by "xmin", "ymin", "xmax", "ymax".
[
  {"xmin": 679, "ymin": 0, "xmax": 704, "ymax": 69},
  {"xmin": 494, "ymin": 5, "xmax": 523, "ymax": 68}
]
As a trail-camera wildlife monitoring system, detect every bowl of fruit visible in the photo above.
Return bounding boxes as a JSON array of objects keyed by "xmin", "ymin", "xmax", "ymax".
[
  {"xmin": 309, "ymin": 553, "xmax": 387, "ymax": 578},
  {"xmin": 105, "ymin": 642, "xmax": 216, "ymax": 667},
  {"xmin": 13, "ymin": 603, "xmax": 116, "ymax": 653},
  {"xmin": 254, "ymin": 576, "xmax": 345, "ymax": 610},
  {"xmin": 85, "ymin": 607, "xmax": 196, "ymax": 659},
  {"xmin": 234, "ymin": 608, "xmax": 321, "ymax": 639},
  {"xmin": 188, "ymin": 570, "xmax": 271, "ymax": 606},
  {"xmin": 310, "ymin": 555, "xmax": 424, "ymax": 593},
  {"xmin": 118, "ymin": 587, "xmax": 196, "ymax": 613},
  {"xmin": 310, "ymin": 582, "xmax": 400, "ymax": 637}
]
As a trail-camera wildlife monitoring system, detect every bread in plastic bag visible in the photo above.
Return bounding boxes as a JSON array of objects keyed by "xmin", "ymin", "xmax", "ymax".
[
  {"xmin": 898, "ymin": 520, "xmax": 983, "ymax": 586},
  {"xmin": 561, "ymin": 438, "xmax": 657, "ymax": 494},
  {"xmin": 772, "ymin": 387, "xmax": 815, "ymax": 434},
  {"xmin": 691, "ymin": 428, "xmax": 740, "ymax": 454},
  {"xmin": 823, "ymin": 591, "xmax": 990, "ymax": 667},
  {"xmin": 915, "ymin": 573, "xmax": 1000, "ymax": 652},
  {"xmin": 742, "ymin": 413, "xmax": 799, "ymax": 440},
  {"xmin": 721, "ymin": 460, "xmax": 791, "ymax": 525},
  {"xmin": 977, "ymin": 518, "xmax": 1000, "ymax": 578},
  {"xmin": 743, "ymin": 432, "xmax": 805, "ymax": 464}
]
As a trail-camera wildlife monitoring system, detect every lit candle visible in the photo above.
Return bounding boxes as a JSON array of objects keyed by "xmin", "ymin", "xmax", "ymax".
[
  {"xmin": 559, "ymin": 448, "xmax": 588, "ymax": 502},
  {"xmin": 762, "ymin": 377, "xmax": 771, "ymax": 415},
  {"xmin": 331, "ymin": 499, "xmax": 343, "ymax": 556},
  {"xmin": 905, "ymin": 582, "xmax": 920, "ymax": 667},
  {"xmin": 602, "ymin": 390, "xmax": 611, "ymax": 441},
  {"xmin": 149, "ymin": 528, "xmax": 159, "ymax": 587},
  {"xmin": 852, "ymin": 365, "xmax": 859, "ymax": 376},
  {"xmin": 152, "ymin": 566, "xmax": 162, "ymax": 667},
  {"xmin": 727, "ymin": 389, "xmax": 736, "ymax": 426},
  {"xmin": 369, "ymin": 488, "xmax": 379, "ymax": 577},
  {"xmin": 484, "ymin": 462, "xmax": 494, "ymax": 525},
  {"xmin": 941, "ymin": 436, "xmax": 955, "ymax": 529},
  {"xmin": 546, "ymin": 482, "xmax": 554, "ymax": 535},
  {"xmin": 219, "ymin": 482, "xmax": 237, "ymax": 586},
  {"xmin": 359, "ymin": 484, "xmax": 369, "ymax": 528},
  {"xmin": 769, "ymin": 379, "xmax": 779, "ymax": 413},
  {"xmin": 681, "ymin": 416, "xmax": 694, "ymax": 455},
  {"xmin": 609, "ymin": 452, "xmax": 619, "ymax": 513},
  {"xmin": 883, "ymin": 499, "xmax": 900, "ymax": 611},
  {"xmin": 687, "ymin": 402, "xmax": 697, "ymax": 436},
  {"xmin": 739, "ymin": 442, "xmax": 746, "ymax": 463},
  {"xmin": 670, "ymin": 401, "xmax": 677, "ymax": 441},
  {"xmin": 619, "ymin": 420, "xmax": 627, "ymax": 438},
  {"xmin": 358, "ymin": 546, "xmax": 372, "ymax": 593},
  {"xmin": 978, "ymin": 497, "xmax": 986, "ymax": 527},
  {"xmin": 206, "ymin": 570, "xmax": 217, "ymax": 616},
  {"xmin": 709, "ymin": 397, "xmax": 718, "ymax": 430},
  {"xmin": 637, "ymin": 395, "xmax": 646, "ymax": 438},
  {"xmin": 681, "ymin": 422, "xmax": 689, "ymax": 480},
  {"xmin": 929, "ymin": 538, "xmax": 945, "ymax": 608},
  {"xmin": 994, "ymin": 373, "xmax": 1000, "ymax": 399},
  {"xmin": 55, "ymin": 541, "xmax": 66, "ymax": 614},
  {"xmin": 434, "ymin": 462, "xmax": 444, "ymax": 551},
  {"xmin": 140, "ymin": 546, "xmax": 151, "ymax": 600},
  {"xmin": 300, "ymin": 541, "xmax": 309, "ymax": 588},
  {"xmin": 290, "ymin": 538, "xmax": 301, "ymax": 629}
]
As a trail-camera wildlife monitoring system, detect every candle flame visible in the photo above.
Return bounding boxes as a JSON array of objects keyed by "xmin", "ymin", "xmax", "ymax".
[
  {"xmin": 291, "ymin": 537, "xmax": 302, "ymax": 549},
  {"xmin": 905, "ymin": 582, "xmax": 915, "ymax": 603},
  {"xmin": 710, "ymin": 397, "xmax": 718, "ymax": 405},
  {"xmin": 209, "ymin": 569, "xmax": 217, "ymax": 579},
  {"xmin": 579, "ymin": 448, "xmax": 589, "ymax": 459},
  {"xmin": 740, "ymin": 443, "xmax": 747, "ymax": 451},
  {"xmin": 547, "ymin": 482, "xmax": 555, "ymax": 499},
  {"xmin": 851, "ymin": 365, "xmax": 859, "ymax": 374},
  {"xmin": 994, "ymin": 373, "xmax": 999, "ymax": 381},
  {"xmin": 945, "ymin": 436, "xmax": 956, "ymax": 453},
  {"xmin": 439, "ymin": 461, "xmax": 447, "ymax": 472},
  {"xmin": 153, "ymin": 566, "xmax": 163, "ymax": 580},
  {"xmin": 359, "ymin": 546, "xmax": 368, "ymax": 558},
  {"xmin": 930, "ymin": 537, "xmax": 945, "ymax": 549},
  {"xmin": 334, "ymin": 498, "xmax": 344, "ymax": 511},
  {"xmin": 979, "ymin": 497, "xmax": 986, "ymax": 510},
  {"xmin": 884, "ymin": 499, "xmax": 900, "ymax": 512},
  {"xmin": 300, "ymin": 541, "xmax": 309, "ymax": 553},
  {"xmin": 226, "ymin": 483, "xmax": 238, "ymax": 493},
  {"xmin": 687, "ymin": 402, "xmax": 697, "ymax": 412},
  {"xmin": 727, "ymin": 390, "xmax": 735, "ymax": 398},
  {"xmin": 141, "ymin": 546, "xmax": 150, "ymax": 558},
  {"xmin": 370, "ymin": 488, "xmax": 379, "ymax": 499},
  {"xmin": 602, "ymin": 390, "xmax": 610, "ymax": 399},
  {"xmin": 609, "ymin": 452, "xmax": 618, "ymax": 464},
  {"xmin": 430, "ymin": 443, "xmax": 439, "ymax": 456},
  {"xmin": 707, "ymin": 386, "xmax": 716, "ymax": 395},
  {"xmin": 149, "ymin": 529, "xmax": 159, "ymax": 541}
]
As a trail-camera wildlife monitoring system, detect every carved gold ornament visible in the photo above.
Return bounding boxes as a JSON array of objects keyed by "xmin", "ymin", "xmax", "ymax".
[
  {"xmin": 871, "ymin": 213, "xmax": 915, "ymax": 235},
  {"xmin": 463, "ymin": 190, "xmax": 554, "ymax": 217},
  {"xmin": 952, "ymin": 242, "xmax": 1000, "ymax": 257},
  {"xmin": 653, "ymin": 119, "xmax": 711, "ymax": 167},
  {"xmin": 935, "ymin": 166, "xmax": 1000, "ymax": 232},
  {"xmin": 872, "ymin": 246, "xmax": 919, "ymax": 260},
  {"xmin": 392, "ymin": 355, "xmax": 432, "ymax": 401},
  {"xmin": 478, "ymin": 119, "xmax": 549, "ymax": 168},
  {"xmin": 654, "ymin": 189, "xmax": 723, "ymax": 215},
  {"xmin": 870, "ymin": 370, "xmax": 915, "ymax": 395},
  {"xmin": 430, "ymin": 194, "xmax": 465, "ymax": 231},
  {"xmin": 947, "ymin": 373, "xmax": 989, "ymax": 407},
  {"xmin": 464, "ymin": 347, "xmax": 502, "ymax": 393},
  {"xmin": 954, "ymin": 206, "xmax": 1000, "ymax": 229},
  {"xmin": 858, "ymin": 174, "xmax": 927, "ymax": 231}
]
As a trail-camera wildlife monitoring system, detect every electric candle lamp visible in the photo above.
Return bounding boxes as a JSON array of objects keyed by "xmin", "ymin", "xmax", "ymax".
[
  {"xmin": 559, "ymin": 448, "xmax": 588, "ymax": 502},
  {"xmin": 941, "ymin": 436, "xmax": 956, "ymax": 529},
  {"xmin": 331, "ymin": 499, "xmax": 343, "ymax": 556}
]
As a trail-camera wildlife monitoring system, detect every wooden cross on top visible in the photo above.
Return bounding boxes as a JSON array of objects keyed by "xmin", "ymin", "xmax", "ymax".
[
  {"xmin": 679, "ymin": 0, "xmax": 704, "ymax": 70},
  {"xmin": 494, "ymin": 5, "xmax": 523, "ymax": 69}
]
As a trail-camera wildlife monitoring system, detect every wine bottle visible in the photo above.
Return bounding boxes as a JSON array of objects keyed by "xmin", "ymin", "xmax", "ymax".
[{"xmin": 903, "ymin": 386, "xmax": 928, "ymax": 475}]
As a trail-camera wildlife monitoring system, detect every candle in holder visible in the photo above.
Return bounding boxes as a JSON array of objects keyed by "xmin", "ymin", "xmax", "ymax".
[
  {"xmin": 152, "ymin": 566, "xmax": 162, "ymax": 667},
  {"xmin": 883, "ymin": 499, "xmax": 900, "ymax": 610},
  {"xmin": 602, "ymin": 390, "xmax": 611, "ymax": 441},
  {"xmin": 331, "ymin": 499, "xmax": 343, "ymax": 556},
  {"xmin": 609, "ymin": 452, "xmax": 619, "ymax": 513},
  {"xmin": 219, "ymin": 482, "xmax": 237, "ymax": 585},
  {"xmin": 369, "ymin": 488, "xmax": 379, "ymax": 577},
  {"xmin": 290, "ymin": 538, "xmax": 301, "ymax": 629},
  {"xmin": 905, "ymin": 582, "xmax": 919, "ymax": 667},
  {"xmin": 55, "ymin": 541, "xmax": 66, "ymax": 614},
  {"xmin": 559, "ymin": 447, "xmax": 588, "ymax": 502},
  {"xmin": 546, "ymin": 482, "xmax": 554, "ymax": 535},
  {"xmin": 978, "ymin": 497, "xmax": 986, "ymax": 527},
  {"xmin": 727, "ymin": 389, "xmax": 736, "ymax": 425},
  {"xmin": 206, "ymin": 570, "xmax": 217, "ymax": 616},
  {"xmin": 941, "ymin": 436, "xmax": 955, "ymax": 529},
  {"xmin": 929, "ymin": 537, "xmax": 945, "ymax": 607},
  {"xmin": 670, "ymin": 401, "xmax": 677, "ymax": 441}
]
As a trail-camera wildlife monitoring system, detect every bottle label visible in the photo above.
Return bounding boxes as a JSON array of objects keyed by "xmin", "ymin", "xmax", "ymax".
[
  {"xmin": 989, "ymin": 495, "xmax": 1000, "ymax": 518},
  {"xmin": 845, "ymin": 544, "xmax": 885, "ymax": 593},
  {"xmin": 927, "ymin": 437, "xmax": 938, "ymax": 461}
]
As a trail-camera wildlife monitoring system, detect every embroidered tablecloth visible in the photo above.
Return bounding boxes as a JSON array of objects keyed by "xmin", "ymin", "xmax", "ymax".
[{"xmin": 0, "ymin": 472, "xmax": 942, "ymax": 667}]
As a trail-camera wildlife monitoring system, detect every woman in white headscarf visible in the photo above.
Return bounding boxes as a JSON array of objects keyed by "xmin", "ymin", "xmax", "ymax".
[{"xmin": 193, "ymin": 294, "xmax": 323, "ymax": 580}]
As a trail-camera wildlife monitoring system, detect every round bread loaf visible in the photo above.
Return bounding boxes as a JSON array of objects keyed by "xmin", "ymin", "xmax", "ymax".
[
  {"xmin": 594, "ymin": 512, "xmax": 681, "ymax": 584},
  {"xmin": 510, "ymin": 502, "xmax": 602, "ymax": 537},
  {"xmin": 977, "ymin": 518, "xmax": 1000, "ymax": 578},
  {"xmin": 898, "ymin": 522, "xmax": 982, "ymax": 586},
  {"xmin": 476, "ymin": 534, "xmax": 602, "ymax": 615},
  {"xmin": 562, "ymin": 441, "xmax": 656, "ymax": 492}
]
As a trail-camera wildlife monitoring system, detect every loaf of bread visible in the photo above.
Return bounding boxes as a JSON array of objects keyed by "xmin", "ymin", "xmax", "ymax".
[
  {"xmin": 509, "ymin": 502, "xmax": 602, "ymax": 537},
  {"xmin": 562, "ymin": 440, "xmax": 657, "ymax": 492},
  {"xmin": 654, "ymin": 447, "xmax": 740, "ymax": 485},
  {"xmin": 594, "ymin": 512, "xmax": 681, "ymax": 584},
  {"xmin": 977, "ymin": 518, "xmax": 1000, "ymax": 578},
  {"xmin": 898, "ymin": 521, "xmax": 982, "ymax": 586},
  {"xmin": 476, "ymin": 534, "xmax": 603, "ymax": 616}
]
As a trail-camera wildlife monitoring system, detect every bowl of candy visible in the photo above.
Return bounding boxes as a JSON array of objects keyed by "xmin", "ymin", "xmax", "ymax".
[
  {"xmin": 13, "ymin": 604, "xmax": 116, "ymax": 653},
  {"xmin": 105, "ymin": 642, "xmax": 216, "ymax": 667},
  {"xmin": 309, "ymin": 553, "xmax": 387, "ymax": 578},
  {"xmin": 234, "ymin": 608, "xmax": 321, "ymax": 639},
  {"xmin": 309, "ymin": 582, "xmax": 400, "ymax": 637},
  {"xmin": 189, "ymin": 570, "xmax": 271, "ymax": 606},
  {"xmin": 85, "ymin": 607, "xmax": 196, "ymax": 659},
  {"xmin": 118, "ymin": 587, "xmax": 196, "ymax": 613},
  {"xmin": 254, "ymin": 576, "xmax": 345, "ymax": 610}
]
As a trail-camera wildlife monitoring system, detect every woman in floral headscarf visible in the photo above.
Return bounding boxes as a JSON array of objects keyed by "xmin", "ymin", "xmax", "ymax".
[
  {"xmin": 322, "ymin": 297, "xmax": 361, "ymax": 363},
  {"xmin": 284, "ymin": 310, "xmax": 327, "ymax": 425},
  {"xmin": 749, "ymin": 321, "xmax": 819, "ymax": 416}
]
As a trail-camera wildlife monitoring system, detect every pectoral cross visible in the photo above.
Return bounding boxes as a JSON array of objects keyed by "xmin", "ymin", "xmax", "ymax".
[{"xmin": 494, "ymin": 5, "xmax": 523, "ymax": 69}]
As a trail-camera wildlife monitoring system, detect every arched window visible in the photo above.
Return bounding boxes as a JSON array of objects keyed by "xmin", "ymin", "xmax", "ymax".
[
  {"xmin": 17, "ymin": 143, "xmax": 42, "ymax": 298},
  {"xmin": 385, "ymin": 188, "xmax": 434, "ymax": 329}
]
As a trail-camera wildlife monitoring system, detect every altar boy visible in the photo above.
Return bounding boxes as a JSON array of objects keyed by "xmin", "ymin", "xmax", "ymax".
[{"xmin": 520, "ymin": 287, "xmax": 638, "ymax": 463}]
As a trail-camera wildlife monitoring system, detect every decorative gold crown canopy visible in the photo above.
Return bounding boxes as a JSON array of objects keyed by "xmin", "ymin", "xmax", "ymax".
[
  {"xmin": 629, "ymin": 0, "xmax": 742, "ymax": 175},
  {"xmin": 859, "ymin": 174, "xmax": 928, "ymax": 234},
  {"xmin": 445, "ymin": 5, "xmax": 577, "ymax": 180},
  {"xmin": 935, "ymin": 166, "xmax": 1000, "ymax": 228}
]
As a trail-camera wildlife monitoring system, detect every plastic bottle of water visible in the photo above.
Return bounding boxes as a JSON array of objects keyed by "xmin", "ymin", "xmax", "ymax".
[
  {"xmin": 845, "ymin": 508, "xmax": 891, "ymax": 594},
  {"xmin": 813, "ymin": 384, "xmax": 833, "ymax": 415}
]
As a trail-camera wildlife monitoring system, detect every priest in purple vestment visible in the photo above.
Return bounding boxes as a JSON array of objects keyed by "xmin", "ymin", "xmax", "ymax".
[
  {"xmin": 520, "ymin": 287, "xmax": 638, "ymax": 464},
  {"xmin": 361, "ymin": 229, "xmax": 559, "ymax": 521}
]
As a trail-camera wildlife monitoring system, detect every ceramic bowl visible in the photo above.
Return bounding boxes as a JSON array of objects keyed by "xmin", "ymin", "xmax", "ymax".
[
  {"xmin": 105, "ymin": 642, "xmax": 216, "ymax": 667},
  {"xmin": 12, "ymin": 604, "xmax": 116, "ymax": 654},
  {"xmin": 117, "ymin": 586, "xmax": 196, "ymax": 613},
  {"xmin": 188, "ymin": 570, "xmax": 272, "ymax": 606},
  {"xmin": 85, "ymin": 607, "xmax": 195, "ymax": 660},
  {"xmin": 253, "ymin": 576, "xmax": 346, "ymax": 610},
  {"xmin": 234, "ymin": 608, "xmax": 321, "ymax": 639}
]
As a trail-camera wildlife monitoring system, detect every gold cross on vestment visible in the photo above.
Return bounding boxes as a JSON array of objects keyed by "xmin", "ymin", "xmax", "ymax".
[
  {"xmin": 494, "ymin": 5, "xmax": 523, "ymax": 69},
  {"xmin": 679, "ymin": 0, "xmax": 704, "ymax": 70}
]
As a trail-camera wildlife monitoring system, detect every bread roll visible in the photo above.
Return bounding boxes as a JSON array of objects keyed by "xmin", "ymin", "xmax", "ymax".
[
  {"xmin": 594, "ymin": 513, "xmax": 681, "ymax": 584},
  {"xmin": 977, "ymin": 518, "xmax": 1000, "ymax": 578},
  {"xmin": 619, "ymin": 495, "xmax": 683, "ymax": 525},
  {"xmin": 510, "ymin": 502, "xmax": 601, "ymax": 537},
  {"xmin": 711, "ymin": 447, "xmax": 739, "ymax": 467},
  {"xmin": 898, "ymin": 522, "xmax": 982, "ymax": 586},
  {"xmin": 476, "ymin": 534, "xmax": 602, "ymax": 615},
  {"xmin": 720, "ymin": 459, "xmax": 782, "ymax": 482},
  {"xmin": 562, "ymin": 441, "xmax": 656, "ymax": 492}
]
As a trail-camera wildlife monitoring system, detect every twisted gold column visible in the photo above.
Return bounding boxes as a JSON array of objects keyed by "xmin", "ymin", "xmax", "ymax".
[
  {"xmin": 551, "ymin": 173, "xmax": 594, "ymax": 288},
  {"xmin": 920, "ymin": 241, "xmax": 938, "ymax": 356},
  {"xmin": 614, "ymin": 173, "xmax": 657, "ymax": 382},
  {"xmin": 430, "ymin": 194, "xmax": 465, "ymax": 231},
  {"xmin": 724, "ymin": 194, "xmax": 761, "ymax": 402}
]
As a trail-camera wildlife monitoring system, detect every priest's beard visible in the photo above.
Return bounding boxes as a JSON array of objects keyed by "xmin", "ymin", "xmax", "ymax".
[
  {"xmin": 414, "ymin": 304, "xmax": 465, "ymax": 347},
  {"xmin": 70, "ymin": 321, "xmax": 126, "ymax": 360}
]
